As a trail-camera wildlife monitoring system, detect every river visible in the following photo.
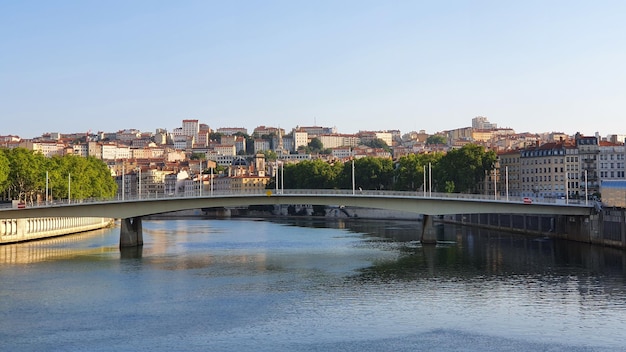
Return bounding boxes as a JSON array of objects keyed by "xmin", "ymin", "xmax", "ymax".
[{"xmin": 1, "ymin": 218, "xmax": 625, "ymax": 351}]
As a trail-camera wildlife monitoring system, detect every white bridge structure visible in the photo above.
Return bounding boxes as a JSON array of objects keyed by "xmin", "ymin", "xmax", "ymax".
[{"xmin": 0, "ymin": 190, "xmax": 594, "ymax": 248}]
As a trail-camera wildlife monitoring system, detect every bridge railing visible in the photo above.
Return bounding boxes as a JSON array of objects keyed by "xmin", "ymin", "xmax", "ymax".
[{"xmin": 7, "ymin": 188, "xmax": 593, "ymax": 210}]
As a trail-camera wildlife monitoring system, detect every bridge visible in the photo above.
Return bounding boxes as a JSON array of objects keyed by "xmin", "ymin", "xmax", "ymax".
[{"xmin": 0, "ymin": 190, "xmax": 594, "ymax": 248}]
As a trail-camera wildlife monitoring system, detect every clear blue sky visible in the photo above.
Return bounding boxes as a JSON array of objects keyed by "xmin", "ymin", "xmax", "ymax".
[{"xmin": 2, "ymin": 0, "xmax": 625, "ymax": 139}]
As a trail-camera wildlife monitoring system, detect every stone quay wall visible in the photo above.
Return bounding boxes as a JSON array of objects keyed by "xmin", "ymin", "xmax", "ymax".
[
  {"xmin": 1, "ymin": 217, "xmax": 114, "ymax": 244},
  {"xmin": 442, "ymin": 208, "xmax": 626, "ymax": 249}
]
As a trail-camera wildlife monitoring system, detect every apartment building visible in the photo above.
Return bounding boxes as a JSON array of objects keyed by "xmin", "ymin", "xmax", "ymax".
[
  {"xmin": 214, "ymin": 144, "xmax": 236, "ymax": 156},
  {"xmin": 292, "ymin": 130, "xmax": 309, "ymax": 150},
  {"xmin": 599, "ymin": 141, "xmax": 625, "ymax": 180},
  {"xmin": 575, "ymin": 134, "xmax": 600, "ymax": 197},
  {"xmin": 216, "ymin": 127, "xmax": 247, "ymax": 136},
  {"xmin": 318, "ymin": 134, "xmax": 360, "ymax": 149},
  {"xmin": 19, "ymin": 140, "xmax": 64, "ymax": 157},
  {"xmin": 496, "ymin": 150, "xmax": 522, "ymax": 197},
  {"xmin": 254, "ymin": 139, "xmax": 271, "ymax": 153},
  {"xmin": 252, "ymin": 126, "xmax": 285, "ymax": 138},
  {"xmin": 358, "ymin": 131, "xmax": 393, "ymax": 146},
  {"xmin": 503, "ymin": 141, "xmax": 579, "ymax": 199},
  {"xmin": 181, "ymin": 119, "xmax": 199, "ymax": 141},
  {"xmin": 293, "ymin": 126, "xmax": 336, "ymax": 136}
]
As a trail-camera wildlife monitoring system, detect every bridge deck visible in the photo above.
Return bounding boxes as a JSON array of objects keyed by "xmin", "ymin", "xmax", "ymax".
[{"xmin": 0, "ymin": 190, "xmax": 594, "ymax": 219}]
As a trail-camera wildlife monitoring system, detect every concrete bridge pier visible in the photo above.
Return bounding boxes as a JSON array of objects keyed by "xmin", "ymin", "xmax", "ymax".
[
  {"xmin": 120, "ymin": 217, "xmax": 143, "ymax": 248},
  {"xmin": 421, "ymin": 214, "xmax": 437, "ymax": 244}
]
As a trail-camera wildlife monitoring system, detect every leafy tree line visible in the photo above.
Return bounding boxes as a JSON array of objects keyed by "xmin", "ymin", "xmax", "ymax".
[
  {"xmin": 0, "ymin": 148, "xmax": 117, "ymax": 204},
  {"xmin": 276, "ymin": 144, "xmax": 496, "ymax": 193}
]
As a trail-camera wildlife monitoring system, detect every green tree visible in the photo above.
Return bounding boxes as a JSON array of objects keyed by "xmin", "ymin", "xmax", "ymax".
[
  {"xmin": 283, "ymin": 159, "xmax": 340, "ymax": 189},
  {"xmin": 434, "ymin": 144, "xmax": 496, "ymax": 193},
  {"xmin": 394, "ymin": 152, "xmax": 444, "ymax": 191},
  {"xmin": 308, "ymin": 138, "xmax": 324, "ymax": 154},
  {"xmin": 426, "ymin": 135, "xmax": 447, "ymax": 145},
  {"xmin": 337, "ymin": 157, "xmax": 394, "ymax": 190},
  {"xmin": 0, "ymin": 149, "xmax": 9, "ymax": 195},
  {"xmin": 2, "ymin": 150, "xmax": 117, "ymax": 202},
  {"xmin": 190, "ymin": 152, "xmax": 206, "ymax": 160},
  {"xmin": 209, "ymin": 132, "xmax": 223, "ymax": 143},
  {"xmin": 6, "ymin": 148, "xmax": 46, "ymax": 203},
  {"xmin": 363, "ymin": 138, "xmax": 391, "ymax": 153},
  {"xmin": 263, "ymin": 150, "xmax": 277, "ymax": 161}
]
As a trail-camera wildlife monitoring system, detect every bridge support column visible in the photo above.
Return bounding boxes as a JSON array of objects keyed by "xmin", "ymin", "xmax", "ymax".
[
  {"xmin": 120, "ymin": 217, "xmax": 143, "ymax": 248},
  {"xmin": 421, "ymin": 214, "xmax": 437, "ymax": 244}
]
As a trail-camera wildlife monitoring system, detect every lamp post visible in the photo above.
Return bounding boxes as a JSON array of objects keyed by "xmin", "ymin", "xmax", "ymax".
[
  {"xmin": 210, "ymin": 166, "xmax": 214, "ymax": 196},
  {"xmin": 275, "ymin": 161, "xmax": 279, "ymax": 194},
  {"xmin": 505, "ymin": 166, "xmax": 509, "ymax": 201},
  {"xmin": 493, "ymin": 168, "xmax": 497, "ymax": 200},
  {"xmin": 423, "ymin": 165, "xmax": 426, "ymax": 197},
  {"xmin": 352, "ymin": 156, "xmax": 355, "ymax": 195},
  {"xmin": 428, "ymin": 162, "xmax": 432, "ymax": 197},
  {"xmin": 45, "ymin": 171, "xmax": 49, "ymax": 204},
  {"xmin": 585, "ymin": 170, "xmax": 589, "ymax": 205},
  {"xmin": 68, "ymin": 173, "xmax": 71, "ymax": 204},
  {"xmin": 122, "ymin": 163, "xmax": 125, "ymax": 201},
  {"xmin": 137, "ymin": 167, "xmax": 142, "ymax": 200},
  {"xmin": 565, "ymin": 172, "xmax": 569, "ymax": 204}
]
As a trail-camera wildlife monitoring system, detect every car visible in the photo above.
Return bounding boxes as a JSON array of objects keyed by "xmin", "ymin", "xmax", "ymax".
[{"xmin": 523, "ymin": 197, "xmax": 532, "ymax": 204}]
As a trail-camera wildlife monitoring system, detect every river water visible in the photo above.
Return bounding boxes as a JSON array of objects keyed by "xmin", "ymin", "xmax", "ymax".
[{"xmin": 1, "ymin": 218, "xmax": 625, "ymax": 351}]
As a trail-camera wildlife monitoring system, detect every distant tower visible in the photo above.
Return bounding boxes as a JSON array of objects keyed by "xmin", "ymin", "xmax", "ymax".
[
  {"xmin": 277, "ymin": 128, "xmax": 284, "ymax": 153},
  {"xmin": 255, "ymin": 154, "xmax": 266, "ymax": 177}
]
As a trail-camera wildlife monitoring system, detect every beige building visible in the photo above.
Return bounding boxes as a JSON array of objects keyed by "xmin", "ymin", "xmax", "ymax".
[{"xmin": 318, "ymin": 134, "xmax": 360, "ymax": 149}]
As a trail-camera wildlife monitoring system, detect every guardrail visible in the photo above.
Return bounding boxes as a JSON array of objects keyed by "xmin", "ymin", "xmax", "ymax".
[{"xmin": 1, "ymin": 189, "xmax": 595, "ymax": 210}]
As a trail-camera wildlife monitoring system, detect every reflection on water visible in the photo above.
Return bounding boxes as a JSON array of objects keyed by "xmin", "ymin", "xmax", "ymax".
[
  {"xmin": 1, "ymin": 218, "xmax": 626, "ymax": 352},
  {"xmin": 0, "ymin": 227, "xmax": 118, "ymax": 264}
]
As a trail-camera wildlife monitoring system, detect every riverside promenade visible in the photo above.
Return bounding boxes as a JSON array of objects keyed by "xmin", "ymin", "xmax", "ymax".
[{"xmin": 0, "ymin": 217, "xmax": 113, "ymax": 244}]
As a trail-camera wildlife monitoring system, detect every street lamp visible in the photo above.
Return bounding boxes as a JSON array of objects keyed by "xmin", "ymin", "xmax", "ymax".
[
  {"xmin": 505, "ymin": 166, "xmax": 509, "ymax": 201},
  {"xmin": 428, "ymin": 162, "xmax": 432, "ymax": 197},
  {"xmin": 352, "ymin": 157, "xmax": 355, "ymax": 195},
  {"xmin": 423, "ymin": 165, "xmax": 426, "ymax": 197},
  {"xmin": 136, "ymin": 167, "xmax": 142, "ymax": 200},
  {"xmin": 585, "ymin": 170, "xmax": 589, "ymax": 205}
]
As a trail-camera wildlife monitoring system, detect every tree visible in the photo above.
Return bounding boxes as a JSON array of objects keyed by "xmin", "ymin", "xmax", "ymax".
[
  {"xmin": 6, "ymin": 148, "xmax": 46, "ymax": 203},
  {"xmin": 394, "ymin": 152, "xmax": 444, "ymax": 191},
  {"xmin": 190, "ymin": 152, "xmax": 206, "ymax": 160},
  {"xmin": 363, "ymin": 138, "xmax": 391, "ymax": 153},
  {"xmin": 2, "ymin": 149, "xmax": 117, "ymax": 202},
  {"xmin": 283, "ymin": 159, "xmax": 341, "ymax": 189},
  {"xmin": 209, "ymin": 132, "xmax": 223, "ymax": 143},
  {"xmin": 434, "ymin": 144, "xmax": 496, "ymax": 193},
  {"xmin": 263, "ymin": 150, "xmax": 277, "ymax": 161},
  {"xmin": 337, "ymin": 157, "xmax": 394, "ymax": 190},
  {"xmin": 426, "ymin": 135, "xmax": 447, "ymax": 145},
  {"xmin": 0, "ymin": 149, "xmax": 9, "ymax": 195},
  {"xmin": 308, "ymin": 138, "xmax": 324, "ymax": 154}
]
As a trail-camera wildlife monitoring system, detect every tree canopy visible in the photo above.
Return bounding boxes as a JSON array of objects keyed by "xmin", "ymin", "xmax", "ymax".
[
  {"xmin": 0, "ymin": 148, "xmax": 117, "ymax": 203},
  {"xmin": 271, "ymin": 143, "xmax": 494, "ymax": 194},
  {"xmin": 426, "ymin": 135, "xmax": 447, "ymax": 145},
  {"xmin": 433, "ymin": 144, "xmax": 496, "ymax": 193}
]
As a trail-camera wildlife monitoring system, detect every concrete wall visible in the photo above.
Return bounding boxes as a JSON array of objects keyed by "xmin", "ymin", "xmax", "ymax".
[
  {"xmin": 443, "ymin": 208, "xmax": 626, "ymax": 249},
  {"xmin": 1, "ymin": 217, "xmax": 113, "ymax": 244}
]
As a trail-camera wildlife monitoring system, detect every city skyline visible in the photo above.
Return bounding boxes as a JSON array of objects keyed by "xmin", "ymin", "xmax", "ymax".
[{"xmin": 2, "ymin": 1, "xmax": 625, "ymax": 139}]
